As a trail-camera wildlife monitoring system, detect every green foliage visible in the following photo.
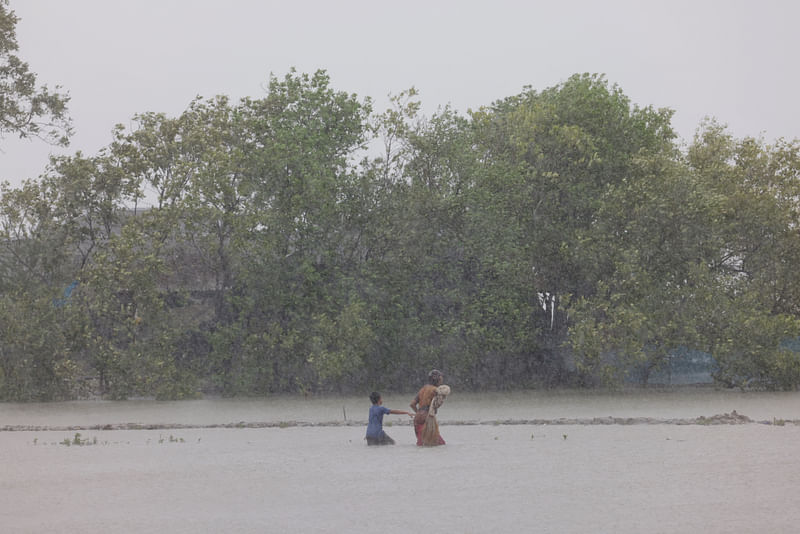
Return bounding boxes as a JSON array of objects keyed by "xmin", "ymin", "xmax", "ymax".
[
  {"xmin": 0, "ymin": 0, "xmax": 71, "ymax": 145},
  {"xmin": 308, "ymin": 299, "xmax": 374, "ymax": 388},
  {"xmin": 2, "ymin": 68, "xmax": 800, "ymax": 399},
  {"xmin": 0, "ymin": 289, "xmax": 79, "ymax": 400}
]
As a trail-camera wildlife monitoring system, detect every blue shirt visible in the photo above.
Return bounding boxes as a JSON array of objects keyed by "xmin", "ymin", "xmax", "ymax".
[{"xmin": 366, "ymin": 405, "xmax": 391, "ymax": 437}]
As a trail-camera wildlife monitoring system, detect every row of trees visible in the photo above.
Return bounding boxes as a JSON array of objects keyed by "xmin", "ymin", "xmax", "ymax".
[
  {"xmin": 3, "ymin": 6, "xmax": 800, "ymax": 400},
  {"xmin": 2, "ymin": 68, "xmax": 800, "ymax": 400}
]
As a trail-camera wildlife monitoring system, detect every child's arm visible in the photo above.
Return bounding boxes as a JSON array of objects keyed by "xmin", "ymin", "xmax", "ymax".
[{"xmin": 389, "ymin": 409, "xmax": 413, "ymax": 417}]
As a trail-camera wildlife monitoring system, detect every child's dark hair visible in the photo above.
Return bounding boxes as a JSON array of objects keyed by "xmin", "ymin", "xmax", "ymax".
[{"xmin": 369, "ymin": 391, "xmax": 381, "ymax": 404}]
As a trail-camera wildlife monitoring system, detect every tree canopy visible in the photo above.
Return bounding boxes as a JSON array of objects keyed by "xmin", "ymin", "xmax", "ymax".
[
  {"xmin": 2, "ymin": 63, "xmax": 800, "ymax": 400},
  {"xmin": 0, "ymin": 0, "xmax": 71, "ymax": 146}
]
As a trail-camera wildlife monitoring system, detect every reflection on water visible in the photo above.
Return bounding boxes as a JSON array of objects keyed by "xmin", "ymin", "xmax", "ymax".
[{"xmin": 3, "ymin": 389, "xmax": 800, "ymax": 533}]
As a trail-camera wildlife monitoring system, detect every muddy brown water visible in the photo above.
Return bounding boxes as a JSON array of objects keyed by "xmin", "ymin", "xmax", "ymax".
[{"xmin": 3, "ymin": 388, "xmax": 800, "ymax": 533}]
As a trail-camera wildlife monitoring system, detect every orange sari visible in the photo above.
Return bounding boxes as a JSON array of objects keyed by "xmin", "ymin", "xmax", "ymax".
[{"xmin": 412, "ymin": 384, "xmax": 445, "ymax": 446}]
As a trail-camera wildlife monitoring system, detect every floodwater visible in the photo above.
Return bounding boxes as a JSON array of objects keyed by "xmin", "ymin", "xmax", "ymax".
[{"xmin": 3, "ymin": 388, "xmax": 800, "ymax": 533}]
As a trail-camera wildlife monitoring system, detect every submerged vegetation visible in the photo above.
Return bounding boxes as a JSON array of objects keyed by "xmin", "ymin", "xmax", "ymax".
[
  {"xmin": 28, "ymin": 432, "xmax": 188, "ymax": 446},
  {"xmin": 2, "ymin": 5, "xmax": 800, "ymax": 400}
]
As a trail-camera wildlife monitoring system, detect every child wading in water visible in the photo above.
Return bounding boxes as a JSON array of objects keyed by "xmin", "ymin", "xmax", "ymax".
[{"xmin": 365, "ymin": 392, "xmax": 413, "ymax": 445}]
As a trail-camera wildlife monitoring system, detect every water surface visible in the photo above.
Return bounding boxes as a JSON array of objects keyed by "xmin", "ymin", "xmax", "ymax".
[{"xmin": 2, "ymin": 389, "xmax": 799, "ymax": 533}]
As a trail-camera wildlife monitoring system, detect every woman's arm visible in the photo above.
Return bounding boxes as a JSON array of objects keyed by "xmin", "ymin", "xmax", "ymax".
[{"xmin": 410, "ymin": 394, "xmax": 419, "ymax": 413}]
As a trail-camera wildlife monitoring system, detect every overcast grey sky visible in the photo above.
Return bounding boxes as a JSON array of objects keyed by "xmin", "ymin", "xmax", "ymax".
[{"xmin": 2, "ymin": 0, "xmax": 799, "ymax": 187}]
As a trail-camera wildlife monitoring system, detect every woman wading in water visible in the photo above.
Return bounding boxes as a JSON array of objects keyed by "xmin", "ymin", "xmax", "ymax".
[{"xmin": 410, "ymin": 369, "xmax": 449, "ymax": 446}]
